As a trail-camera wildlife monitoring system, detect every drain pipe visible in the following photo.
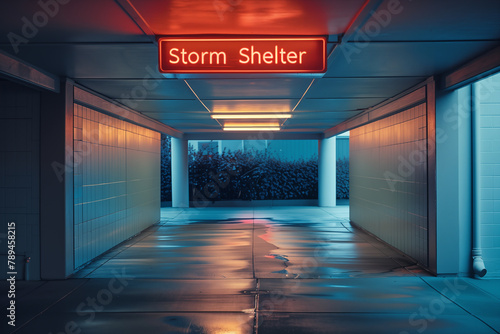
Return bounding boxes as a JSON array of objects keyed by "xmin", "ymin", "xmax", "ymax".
[
  {"xmin": 471, "ymin": 83, "xmax": 487, "ymax": 278},
  {"xmin": 24, "ymin": 255, "xmax": 31, "ymax": 281}
]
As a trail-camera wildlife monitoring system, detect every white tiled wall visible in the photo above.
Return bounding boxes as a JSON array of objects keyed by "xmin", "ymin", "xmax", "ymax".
[
  {"xmin": 478, "ymin": 74, "xmax": 500, "ymax": 275},
  {"xmin": 73, "ymin": 104, "xmax": 160, "ymax": 269},
  {"xmin": 350, "ymin": 103, "xmax": 428, "ymax": 266},
  {"xmin": 0, "ymin": 81, "xmax": 40, "ymax": 279}
]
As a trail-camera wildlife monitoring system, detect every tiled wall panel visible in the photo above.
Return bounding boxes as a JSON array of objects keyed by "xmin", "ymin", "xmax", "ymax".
[
  {"xmin": 0, "ymin": 80, "xmax": 41, "ymax": 279},
  {"xmin": 478, "ymin": 74, "xmax": 500, "ymax": 275},
  {"xmin": 350, "ymin": 103, "xmax": 428, "ymax": 265},
  {"xmin": 73, "ymin": 104, "xmax": 160, "ymax": 268}
]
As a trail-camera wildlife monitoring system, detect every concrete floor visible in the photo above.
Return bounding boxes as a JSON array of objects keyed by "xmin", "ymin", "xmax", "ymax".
[{"xmin": 2, "ymin": 206, "xmax": 500, "ymax": 333}]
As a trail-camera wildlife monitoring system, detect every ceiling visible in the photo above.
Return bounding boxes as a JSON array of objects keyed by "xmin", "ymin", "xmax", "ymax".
[{"xmin": 1, "ymin": 0, "xmax": 500, "ymax": 136}]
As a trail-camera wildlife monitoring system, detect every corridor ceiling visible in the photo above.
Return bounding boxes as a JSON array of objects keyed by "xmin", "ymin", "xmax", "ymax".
[{"xmin": 1, "ymin": 0, "xmax": 500, "ymax": 136}]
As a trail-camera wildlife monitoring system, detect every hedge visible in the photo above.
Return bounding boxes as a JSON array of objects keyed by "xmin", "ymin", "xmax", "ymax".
[
  {"xmin": 189, "ymin": 149, "xmax": 318, "ymax": 201},
  {"xmin": 161, "ymin": 135, "xmax": 172, "ymax": 202},
  {"xmin": 161, "ymin": 137, "xmax": 349, "ymax": 202},
  {"xmin": 336, "ymin": 158, "xmax": 349, "ymax": 199}
]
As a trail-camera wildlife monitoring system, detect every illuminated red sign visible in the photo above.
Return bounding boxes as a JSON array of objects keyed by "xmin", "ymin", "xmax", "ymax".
[{"xmin": 158, "ymin": 37, "xmax": 327, "ymax": 73}]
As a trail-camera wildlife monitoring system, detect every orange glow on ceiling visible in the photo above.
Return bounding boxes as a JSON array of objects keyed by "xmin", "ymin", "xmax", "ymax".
[
  {"xmin": 211, "ymin": 101, "xmax": 294, "ymax": 113},
  {"xmin": 129, "ymin": 0, "xmax": 364, "ymax": 36}
]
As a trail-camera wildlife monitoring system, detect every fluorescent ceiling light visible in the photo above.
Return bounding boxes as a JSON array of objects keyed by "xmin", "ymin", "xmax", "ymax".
[
  {"xmin": 223, "ymin": 127, "xmax": 281, "ymax": 131},
  {"xmin": 224, "ymin": 121, "xmax": 280, "ymax": 127},
  {"xmin": 211, "ymin": 113, "xmax": 292, "ymax": 119}
]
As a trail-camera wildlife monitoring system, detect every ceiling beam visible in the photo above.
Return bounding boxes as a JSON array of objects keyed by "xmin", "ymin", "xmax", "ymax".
[
  {"xmin": 440, "ymin": 45, "xmax": 500, "ymax": 90},
  {"xmin": 280, "ymin": 1, "xmax": 384, "ymax": 130},
  {"xmin": 327, "ymin": 0, "xmax": 384, "ymax": 66},
  {"xmin": 115, "ymin": 0, "xmax": 156, "ymax": 42},
  {"xmin": 0, "ymin": 49, "xmax": 59, "ymax": 92},
  {"xmin": 324, "ymin": 78, "xmax": 431, "ymax": 138},
  {"xmin": 184, "ymin": 132, "xmax": 323, "ymax": 141}
]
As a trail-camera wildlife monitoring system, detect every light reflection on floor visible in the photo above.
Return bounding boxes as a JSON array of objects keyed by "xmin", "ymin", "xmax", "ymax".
[
  {"xmin": 76, "ymin": 206, "xmax": 425, "ymax": 280},
  {"xmin": 2, "ymin": 207, "xmax": 499, "ymax": 334}
]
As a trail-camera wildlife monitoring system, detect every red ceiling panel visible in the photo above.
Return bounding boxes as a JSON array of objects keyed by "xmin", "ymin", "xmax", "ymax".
[{"xmin": 128, "ymin": 0, "xmax": 365, "ymax": 36}]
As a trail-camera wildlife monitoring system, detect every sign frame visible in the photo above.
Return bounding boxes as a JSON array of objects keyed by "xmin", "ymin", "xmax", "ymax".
[{"xmin": 157, "ymin": 36, "xmax": 327, "ymax": 74}]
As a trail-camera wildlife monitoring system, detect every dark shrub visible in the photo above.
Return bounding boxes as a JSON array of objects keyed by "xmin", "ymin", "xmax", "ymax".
[
  {"xmin": 160, "ymin": 135, "xmax": 172, "ymax": 202},
  {"xmin": 336, "ymin": 158, "xmax": 349, "ymax": 199},
  {"xmin": 189, "ymin": 149, "xmax": 319, "ymax": 201},
  {"xmin": 161, "ymin": 140, "xmax": 349, "ymax": 202}
]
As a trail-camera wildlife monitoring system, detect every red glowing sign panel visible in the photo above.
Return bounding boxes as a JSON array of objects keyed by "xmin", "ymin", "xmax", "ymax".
[{"xmin": 158, "ymin": 37, "xmax": 327, "ymax": 73}]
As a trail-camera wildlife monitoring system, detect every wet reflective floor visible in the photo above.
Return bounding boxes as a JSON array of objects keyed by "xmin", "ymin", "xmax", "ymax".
[{"xmin": 2, "ymin": 207, "xmax": 500, "ymax": 333}]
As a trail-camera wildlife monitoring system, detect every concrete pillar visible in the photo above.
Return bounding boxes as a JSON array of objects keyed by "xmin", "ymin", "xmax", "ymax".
[
  {"xmin": 40, "ymin": 79, "xmax": 74, "ymax": 279},
  {"xmin": 171, "ymin": 137, "xmax": 189, "ymax": 208},
  {"xmin": 318, "ymin": 136, "xmax": 336, "ymax": 207},
  {"xmin": 434, "ymin": 86, "xmax": 472, "ymax": 275}
]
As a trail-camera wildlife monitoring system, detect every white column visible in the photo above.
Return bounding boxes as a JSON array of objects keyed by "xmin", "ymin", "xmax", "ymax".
[
  {"xmin": 434, "ymin": 86, "xmax": 472, "ymax": 275},
  {"xmin": 318, "ymin": 136, "xmax": 336, "ymax": 207},
  {"xmin": 171, "ymin": 137, "xmax": 189, "ymax": 208}
]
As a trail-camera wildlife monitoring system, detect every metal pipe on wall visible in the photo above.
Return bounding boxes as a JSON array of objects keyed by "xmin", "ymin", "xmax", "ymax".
[{"xmin": 471, "ymin": 83, "xmax": 487, "ymax": 278}]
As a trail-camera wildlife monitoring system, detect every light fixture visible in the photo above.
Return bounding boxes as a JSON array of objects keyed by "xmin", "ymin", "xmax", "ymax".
[
  {"xmin": 223, "ymin": 121, "xmax": 280, "ymax": 127},
  {"xmin": 211, "ymin": 113, "xmax": 292, "ymax": 119},
  {"xmin": 222, "ymin": 121, "xmax": 281, "ymax": 131},
  {"xmin": 223, "ymin": 127, "xmax": 280, "ymax": 131}
]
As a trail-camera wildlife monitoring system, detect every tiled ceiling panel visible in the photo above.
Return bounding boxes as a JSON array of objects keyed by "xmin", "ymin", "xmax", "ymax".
[
  {"xmin": 187, "ymin": 79, "xmax": 313, "ymax": 99},
  {"xmin": 77, "ymin": 79, "xmax": 195, "ymax": 100},
  {"xmin": 120, "ymin": 100, "xmax": 205, "ymax": 113},
  {"xmin": 358, "ymin": 0, "xmax": 500, "ymax": 41},
  {"xmin": 325, "ymin": 41, "xmax": 499, "ymax": 78},
  {"xmin": 306, "ymin": 77, "xmax": 427, "ymax": 99},
  {"xmin": 0, "ymin": 0, "xmax": 149, "ymax": 44},
  {"xmin": 296, "ymin": 98, "xmax": 386, "ymax": 112}
]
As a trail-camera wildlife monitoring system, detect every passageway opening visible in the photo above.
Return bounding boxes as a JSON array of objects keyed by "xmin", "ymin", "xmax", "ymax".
[{"xmin": 161, "ymin": 138, "xmax": 349, "ymax": 208}]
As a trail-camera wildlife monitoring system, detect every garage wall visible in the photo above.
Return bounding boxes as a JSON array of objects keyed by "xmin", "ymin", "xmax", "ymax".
[
  {"xmin": 73, "ymin": 104, "xmax": 160, "ymax": 268},
  {"xmin": 350, "ymin": 103, "xmax": 428, "ymax": 266},
  {"xmin": 0, "ymin": 80, "xmax": 41, "ymax": 280},
  {"xmin": 477, "ymin": 73, "xmax": 500, "ymax": 275}
]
